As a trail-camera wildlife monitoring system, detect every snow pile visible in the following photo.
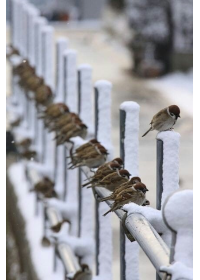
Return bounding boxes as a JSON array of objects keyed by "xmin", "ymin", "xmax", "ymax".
[
  {"xmin": 163, "ymin": 190, "xmax": 193, "ymax": 267},
  {"xmin": 120, "ymin": 101, "xmax": 140, "ymax": 280},
  {"xmin": 160, "ymin": 262, "xmax": 193, "ymax": 280},
  {"xmin": 64, "ymin": 50, "xmax": 78, "ymax": 113},
  {"xmin": 148, "ymin": 70, "xmax": 193, "ymax": 117},
  {"xmin": 8, "ymin": 162, "xmax": 64, "ymax": 280},
  {"xmin": 157, "ymin": 131, "xmax": 180, "ymax": 207}
]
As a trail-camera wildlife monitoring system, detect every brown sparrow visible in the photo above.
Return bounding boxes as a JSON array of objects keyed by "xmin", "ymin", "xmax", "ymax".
[
  {"xmin": 26, "ymin": 75, "xmax": 44, "ymax": 92},
  {"xmin": 42, "ymin": 103, "xmax": 69, "ymax": 120},
  {"xmin": 21, "ymin": 150, "xmax": 37, "ymax": 160},
  {"xmin": 74, "ymin": 139, "xmax": 100, "ymax": 154},
  {"xmin": 50, "ymin": 113, "xmax": 81, "ymax": 132},
  {"xmin": 16, "ymin": 138, "xmax": 32, "ymax": 150},
  {"xmin": 91, "ymin": 169, "xmax": 131, "ymax": 192},
  {"xmin": 142, "ymin": 105, "xmax": 181, "ymax": 137},
  {"xmin": 13, "ymin": 59, "xmax": 30, "ymax": 76},
  {"xmin": 82, "ymin": 162, "xmax": 122, "ymax": 187},
  {"xmin": 103, "ymin": 182, "xmax": 149, "ymax": 216},
  {"xmin": 30, "ymin": 177, "xmax": 54, "ymax": 195},
  {"xmin": 69, "ymin": 145, "xmax": 109, "ymax": 169},
  {"xmin": 35, "ymin": 84, "xmax": 53, "ymax": 106},
  {"xmin": 99, "ymin": 176, "xmax": 141, "ymax": 202},
  {"xmin": 56, "ymin": 123, "xmax": 88, "ymax": 145}
]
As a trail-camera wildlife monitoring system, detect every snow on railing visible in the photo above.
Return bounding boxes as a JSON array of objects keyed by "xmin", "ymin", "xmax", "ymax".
[{"xmin": 7, "ymin": 1, "xmax": 193, "ymax": 280}]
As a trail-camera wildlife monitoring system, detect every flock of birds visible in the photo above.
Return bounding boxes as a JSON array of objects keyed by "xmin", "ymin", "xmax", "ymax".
[{"xmin": 9, "ymin": 52, "xmax": 181, "ymax": 217}]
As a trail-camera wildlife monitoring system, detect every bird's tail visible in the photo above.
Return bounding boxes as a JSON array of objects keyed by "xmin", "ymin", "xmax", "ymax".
[
  {"xmin": 142, "ymin": 127, "xmax": 152, "ymax": 137},
  {"xmin": 103, "ymin": 209, "xmax": 112, "ymax": 216},
  {"xmin": 82, "ymin": 181, "xmax": 92, "ymax": 187}
]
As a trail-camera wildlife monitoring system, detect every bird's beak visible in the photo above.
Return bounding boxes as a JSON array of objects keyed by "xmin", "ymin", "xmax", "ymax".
[
  {"xmin": 146, "ymin": 189, "xmax": 149, "ymax": 191},
  {"xmin": 178, "ymin": 115, "xmax": 181, "ymax": 118}
]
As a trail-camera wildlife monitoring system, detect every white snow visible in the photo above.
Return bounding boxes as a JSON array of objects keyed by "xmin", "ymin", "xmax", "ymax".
[
  {"xmin": 63, "ymin": 49, "xmax": 78, "ymax": 113},
  {"xmin": 148, "ymin": 70, "xmax": 193, "ymax": 117},
  {"xmin": 163, "ymin": 190, "xmax": 193, "ymax": 268},
  {"xmin": 160, "ymin": 262, "xmax": 193, "ymax": 280},
  {"xmin": 157, "ymin": 131, "xmax": 180, "ymax": 207},
  {"xmin": 8, "ymin": 162, "xmax": 64, "ymax": 280}
]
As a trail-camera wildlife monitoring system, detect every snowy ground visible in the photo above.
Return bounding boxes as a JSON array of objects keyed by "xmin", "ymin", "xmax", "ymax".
[{"xmin": 7, "ymin": 25, "xmax": 193, "ymax": 280}]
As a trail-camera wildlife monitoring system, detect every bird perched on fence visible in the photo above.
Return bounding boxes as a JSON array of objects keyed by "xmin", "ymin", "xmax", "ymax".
[
  {"xmin": 21, "ymin": 150, "xmax": 37, "ymax": 160},
  {"xmin": 72, "ymin": 139, "xmax": 100, "ymax": 155},
  {"xmin": 39, "ymin": 103, "xmax": 70, "ymax": 128},
  {"xmin": 103, "ymin": 182, "xmax": 149, "ymax": 216},
  {"xmin": 99, "ymin": 176, "xmax": 141, "ymax": 202},
  {"xmin": 35, "ymin": 84, "xmax": 53, "ymax": 107},
  {"xmin": 16, "ymin": 138, "xmax": 32, "ymax": 152},
  {"xmin": 25, "ymin": 75, "xmax": 44, "ymax": 92},
  {"xmin": 82, "ymin": 162, "xmax": 122, "ymax": 187},
  {"xmin": 30, "ymin": 177, "xmax": 54, "ymax": 196},
  {"xmin": 93, "ymin": 158, "xmax": 124, "ymax": 175},
  {"xmin": 142, "ymin": 105, "xmax": 181, "ymax": 137},
  {"xmin": 88, "ymin": 169, "xmax": 131, "ymax": 192},
  {"xmin": 49, "ymin": 112, "xmax": 81, "ymax": 132},
  {"xmin": 68, "ymin": 144, "xmax": 109, "ymax": 169},
  {"xmin": 56, "ymin": 122, "xmax": 88, "ymax": 145}
]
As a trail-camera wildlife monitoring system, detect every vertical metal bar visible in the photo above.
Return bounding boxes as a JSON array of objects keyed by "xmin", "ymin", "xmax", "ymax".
[
  {"xmin": 156, "ymin": 139, "xmax": 163, "ymax": 210},
  {"xmin": 77, "ymin": 70, "xmax": 82, "ymax": 237},
  {"xmin": 156, "ymin": 139, "xmax": 163, "ymax": 280},
  {"xmin": 94, "ymin": 87, "xmax": 100, "ymax": 275},
  {"xmin": 119, "ymin": 109, "xmax": 126, "ymax": 280}
]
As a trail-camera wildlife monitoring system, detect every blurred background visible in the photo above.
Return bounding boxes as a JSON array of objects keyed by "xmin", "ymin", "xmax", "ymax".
[{"xmin": 6, "ymin": 0, "xmax": 193, "ymax": 280}]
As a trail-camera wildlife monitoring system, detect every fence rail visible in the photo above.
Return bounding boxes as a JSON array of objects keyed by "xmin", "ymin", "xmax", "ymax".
[{"xmin": 7, "ymin": 1, "xmax": 193, "ymax": 280}]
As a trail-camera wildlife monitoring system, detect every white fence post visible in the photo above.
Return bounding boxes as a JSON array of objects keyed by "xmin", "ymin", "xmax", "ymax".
[
  {"xmin": 77, "ymin": 64, "xmax": 94, "ymax": 266},
  {"xmin": 63, "ymin": 49, "xmax": 79, "ymax": 236},
  {"xmin": 119, "ymin": 101, "xmax": 140, "ymax": 280},
  {"xmin": 54, "ymin": 38, "xmax": 68, "ymax": 198},
  {"xmin": 94, "ymin": 80, "xmax": 113, "ymax": 279}
]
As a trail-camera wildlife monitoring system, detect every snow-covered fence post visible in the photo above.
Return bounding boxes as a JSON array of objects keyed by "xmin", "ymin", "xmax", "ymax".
[
  {"xmin": 161, "ymin": 190, "xmax": 193, "ymax": 279},
  {"xmin": 54, "ymin": 38, "xmax": 68, "ymax": 198},
  {"xmin": 41, "ymin": 25, "xmax": 55, "ymax": 177},
  {"xmin": 94, "ymin": 80, "xmax": 113, "ymax": 279},
  {"xmin": 26, "ymin": 6, "xmax": 39, "ymax": 139},
  {"xmin": 156, "ymin": 131, "xmax": 180, "ymax": 209},
  {"xmin": 77, "ymin": 65, "xmax": 94, "ymax": 264},
  {"xmin": 119, "ymin": 101, "xmax": 140, "ymax": 280},
  {"xmin": 63, "ymin": 49, "xmax": 79, "ymax": 235},
  {"xmin": 34, "ymin": 17, "xmax": 47, "ymax": 161}
]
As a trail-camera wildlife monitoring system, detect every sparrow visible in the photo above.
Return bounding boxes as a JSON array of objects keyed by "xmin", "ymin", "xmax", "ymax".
[
  {"xmin": 26, "ymin": 75, "xmax": 44, "ymax": 92},
  {"xmin": 13, "ymin": 59, "xmax": 30, "ymax": 76},
  {"xmin": 50, "ymin": 113, "xmax": 81, "ymax": 132},
  {"xmin": 40, "ymin": 103, "xmax": 69, "ymax": 120},
  {"xmin": 10, "ymin": 117, "xmax": 21, "ymax": 128},
  {"xmin": 21, "ymin": 150, "xmax": 37, "ymax": 160},
  {"xmin": 35, "ymin": 84, "xmax": 53, "ymax": 106},
  {"xmin": 70, "ymin": 141, "xmax": 101, "ymax": 161},
  {"xmin": 142, "ymin": 105, "xmax": 181, "ymax": 137},
  {"xmin": 99, "ymin": 176, "xmax": 141, "ymax": 202},
  {"xmin": 90, "ymin": 169, "xmax": 131, "ymax": 192},
  {"xmin": 68, "ymin": 145, "xmax": 109, "ymax": 169},
  {"xmin": 16, "ymin": 138, "xmax": 32, "ymax": 150},
  {"xmin": 74, "ymin": 139, "xmax": 100, "ymax": 154},
  {"xmin": 103, "ymin": 182, "xmax": 149, "ymax": 216},
  {"xmin": 56, "ymin": 123, "xmax": 88, "ymax": 145},
  {"xmin": 82, "ymin": 162, "xmax": 122, "ymax": 187},
  {"xmin": 19, "ymin": 67, "xmax": 35, "ymax": 88},
  {"xmin": 30, "ymin": 177, "xmax": 54, "ymax": 195},
  {"xmin": 94, "ymin": 158, "xmax": 124, "ymax": 175}
]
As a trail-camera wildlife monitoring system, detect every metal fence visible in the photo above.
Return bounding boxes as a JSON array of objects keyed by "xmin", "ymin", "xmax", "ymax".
[{"xmin": 7, "ymin": 1, "xmax": 193, "ymax": 280}]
